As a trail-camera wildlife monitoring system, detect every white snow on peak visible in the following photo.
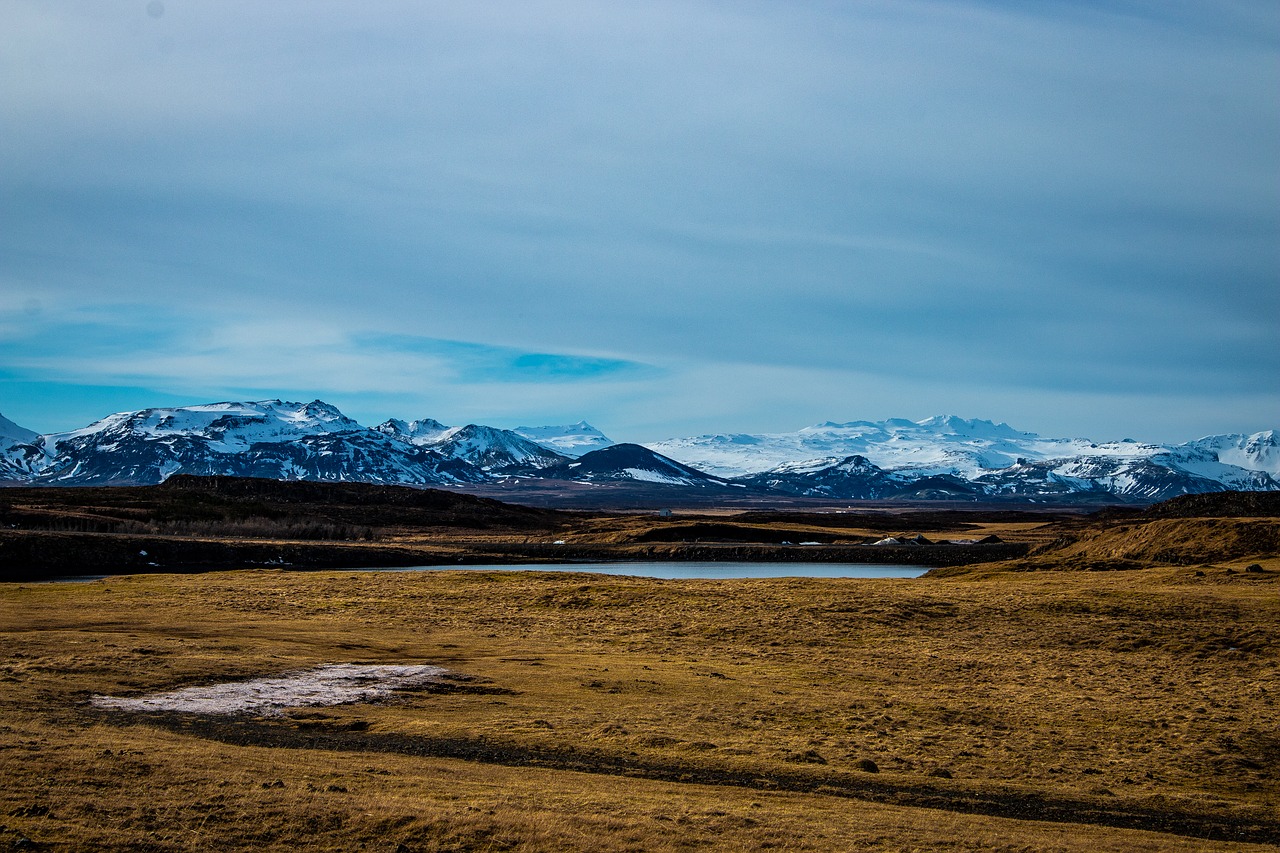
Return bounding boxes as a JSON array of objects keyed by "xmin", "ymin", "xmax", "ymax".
[
  {"xmin": 1188, "ymin": 430, "xmax": 1280, "ymax": 477},
  {"xmin": 9, "ymin": 396, "xmax": 1276, "ymax": 498},
  {"xmin": 375, "ymin": 417, "xmax": 451, "ymax": 445},
  {"xmin": 650, "ymin": 417, "xmax": 1037, "ymax": 478},
  {"xmin": 513, "ymin": 421, "xmax": 614, "ymax": 457},
  {"xmin": 911, "ymin": 415, "xmax": 1031, "ymax": 439},
  {"xmin": 0, "ymin": 413, "xmax": 39, "ymax": 446},
  {"xmin": 45, "ymin": 400, "xmax": 364, "ymax": 454},
  {"xmin": 432, "ymin": 424, "xmax": 564, "ymax": 468},
  {"xmin": 0, "ymin": 412, "xmax": 46, "ymax": 478},
  {"xmin": 763, "ymin": 455, "xmax": 881, "ymax": 476},
  {"xmin": 647, "ymin": 416, "xmax": 1277, "ymax": 482}
]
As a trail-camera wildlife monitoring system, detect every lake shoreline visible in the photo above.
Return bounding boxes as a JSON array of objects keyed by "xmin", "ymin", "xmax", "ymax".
[
  {"xmin": 36, "ymin": 562, "xmax": 929, "ymax": 583},
  {"xmin": 0, "ymin": 529, "xmax": 1020, "ymax": 582}
]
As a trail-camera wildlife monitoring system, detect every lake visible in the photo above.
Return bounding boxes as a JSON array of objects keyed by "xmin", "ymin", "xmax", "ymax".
[
  {"xmin": 361, "ymin": 562, "xmax": 928, "ymax": 580},
  {"xmin": 33, "ymin": 562, "xmax": 928, "ymax": 582}
]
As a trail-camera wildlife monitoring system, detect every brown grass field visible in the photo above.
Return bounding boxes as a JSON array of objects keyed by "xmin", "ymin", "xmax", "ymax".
[{"xmin": 1, "ymin": 484, "xmax": 1279, "ymax": 850}]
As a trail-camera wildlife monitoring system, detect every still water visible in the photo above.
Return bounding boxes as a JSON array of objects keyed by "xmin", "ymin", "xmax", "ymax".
[
  {"xmin": 363, "ymin": 562, "xmax": 928, "ymax": 580},
  {"xmin": 34, "ymin": 562, "xmax": 927, "ymax": 582}
]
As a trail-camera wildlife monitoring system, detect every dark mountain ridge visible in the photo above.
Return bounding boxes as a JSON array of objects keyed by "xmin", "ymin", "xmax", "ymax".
[{"xmin": 536, "ymin": 443, "xmax": 727, "ymax": 486}]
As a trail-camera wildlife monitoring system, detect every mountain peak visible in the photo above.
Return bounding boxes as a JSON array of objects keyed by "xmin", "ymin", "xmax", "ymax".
[
  {"xmin": 914, "ymin": 415, "xmax": 1027, "ymax": 439},
  {"xmin": 301, "ymin": 399, "xmax": 347, "ymax": 420},
  {"xmin": 0, "ymin": 413, "xmax": 39, "ymax": 445},
  {"xmin": 538, "ymin": 443, "xmax": 723, "ymax": 486},
  {"xmin": 6, "ymin": 399, "xmax": 1279, "ymax": 500},
  {"xmin": 375, "ymin": 417, "xmax": 450, "ymax": 444},
  {"xmin": 431, "ymin": 424, "xmax": 568, "ymax": 472},
  {"xmin": 512, "ymin": 422, "xmax": 614, "ymax": 458}
]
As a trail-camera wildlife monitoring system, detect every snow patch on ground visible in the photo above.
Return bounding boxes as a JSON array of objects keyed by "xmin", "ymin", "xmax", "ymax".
[
  {"xmin": 90, "ymin": 663, "xmax": 449, "ymax": 716},
  {"xmin": 622, "ymin": 467, "xmax": 692, "ymax": 485}
]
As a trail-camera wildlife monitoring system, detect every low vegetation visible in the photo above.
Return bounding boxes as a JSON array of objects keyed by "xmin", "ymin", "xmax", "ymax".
[
  {"xmin": 1, "ymin": 483, "xmax": 1278, "ymax": 849},
  {"xmin": 0, "ymin": 477, "xmax": 1052, "ymax": 580}
]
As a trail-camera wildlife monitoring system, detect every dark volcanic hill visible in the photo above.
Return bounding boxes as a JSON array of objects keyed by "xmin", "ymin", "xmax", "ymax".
[
  {"xmin": 536, "ymin": 443, "xmax": 728, "ymax": 486},
  {"xmin": 1141, "ymin": 490, "xmax": 1280, "ymax": 519}
]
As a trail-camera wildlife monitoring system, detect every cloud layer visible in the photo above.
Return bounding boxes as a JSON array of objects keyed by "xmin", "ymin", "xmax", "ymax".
[{"xmin": 2, "ymin": 1, "xmax": 1277, "ymax": 441}]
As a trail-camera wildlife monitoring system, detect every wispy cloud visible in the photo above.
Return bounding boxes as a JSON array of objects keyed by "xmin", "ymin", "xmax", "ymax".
[
  {"xmin": 354, "ymin": 334, "xmax": 656, "ymax": 383},
  {"xmin": 1, "ymin": 1, "xmax": 1276, "ymax": 441},
  {"xmin": 0, "ymin": 304, "xmax": 658, "ymax": 430}
]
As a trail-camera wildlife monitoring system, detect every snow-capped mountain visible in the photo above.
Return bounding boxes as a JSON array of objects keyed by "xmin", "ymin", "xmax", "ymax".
[
  {"xmin": 536, "ymin": 443, "xmax": 729, "ymax": 487},
  {"xmin": 2, "ymin": 401, "xmax": 1275, "ymax": 503},
  {"xmin": 45, "ymin": 399, "xmax": 362, "ymax": 452},
  {"xmin": 24, "ymin": 400, "xmax": 486, "ymax": 487},
  {"xmin": 4, "ymin": 400, "xmax": 591, "ymax": 488},
  {"xmin": 376, "ymin": 419, "xmax": 573, "ymax": 472},
  {"xmin": 1, "ymin": 413, "xmax": 44, "ymax": 480},
  {"xmin": 0, "ymin": 413, "xmax": 38, "ymax": 446},
  {"xmin": 513, "ymin": 421, "xmax": 614, "ymax": 457},
  {"xmin": 1187, "ymin": 430, "xmax": 1280, "ymax": 477},
  {"xmin": 427, "ymin": 424, "xmax": 569, "ymax": 473},
  {"xmin": 647, "ymin": 417, "xmax": 1280, "ymax": 502},
  {"xmin": 374, "ymin": 417, "xmax": 451, "ymax": 445},
  {"xmin": 737, "ymin": 455, "xmax": 910, "ymax": 499},
  {"xmin": 650, "ymin": 416, "xmax": 1082, "ymax": 478}
]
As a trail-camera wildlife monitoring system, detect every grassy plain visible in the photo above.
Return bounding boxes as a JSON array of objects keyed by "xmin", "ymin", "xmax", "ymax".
[{"xmin": 2, "ymin": 543, "xmax": 1279, "ymax": 850}]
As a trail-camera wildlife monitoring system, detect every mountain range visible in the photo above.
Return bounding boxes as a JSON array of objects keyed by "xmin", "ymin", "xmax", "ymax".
[{"xmin": 1, "ymin": 400, "xmax": 1277, "ymax": 503}]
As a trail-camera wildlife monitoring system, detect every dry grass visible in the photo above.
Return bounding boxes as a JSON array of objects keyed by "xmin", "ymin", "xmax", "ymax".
[
  {"xmin": 3, "ymin": 558, "xmax": 1279, "ymax": 850},
  {"xmin": 1036, "ymin": 516, "xmax": 1280, "ymax": 565}
]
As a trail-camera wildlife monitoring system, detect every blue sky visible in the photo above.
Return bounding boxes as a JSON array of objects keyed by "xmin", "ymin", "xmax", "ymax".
[{"xmin": 1, "ymin": 1, "xmax": 1277, "ymax": 442}]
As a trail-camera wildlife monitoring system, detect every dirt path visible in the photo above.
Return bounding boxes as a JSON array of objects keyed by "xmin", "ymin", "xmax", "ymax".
[{"xmin": 101, "ymin": 709, "xmax": 1280, "ymax": 847}]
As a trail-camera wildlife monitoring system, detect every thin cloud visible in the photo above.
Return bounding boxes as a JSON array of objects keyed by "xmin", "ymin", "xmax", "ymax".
[{"xmin": 0, "ymin": 1, "xmax": 1276, "ymax": 441}]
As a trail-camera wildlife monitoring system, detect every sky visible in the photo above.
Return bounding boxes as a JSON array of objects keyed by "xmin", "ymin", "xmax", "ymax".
[{"xmin": 1, "ymin": 1, "xmax": 1277, "ymax": 444}]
